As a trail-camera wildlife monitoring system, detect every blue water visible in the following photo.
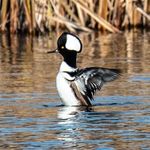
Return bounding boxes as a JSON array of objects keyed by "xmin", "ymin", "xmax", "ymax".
[{"xmin": 0, "ymin": 31, "xmax": 150, "ymax": 149}]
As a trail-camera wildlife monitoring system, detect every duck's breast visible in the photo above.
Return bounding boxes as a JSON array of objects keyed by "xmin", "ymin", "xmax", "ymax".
[{"xmin": 56, "ymin": 72, "xmax": 81, "ymax": 106}]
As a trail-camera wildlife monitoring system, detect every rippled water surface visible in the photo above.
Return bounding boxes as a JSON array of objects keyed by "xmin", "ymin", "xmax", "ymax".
[{"xmin": 0, "ymin": 30, "xmax": 150, "ymax": 150}]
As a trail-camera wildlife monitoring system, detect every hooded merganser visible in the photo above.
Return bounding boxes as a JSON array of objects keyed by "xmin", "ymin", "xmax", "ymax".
[{"xmin": 48, "ymin": 32, "xmax": 120, "ymax": 106}]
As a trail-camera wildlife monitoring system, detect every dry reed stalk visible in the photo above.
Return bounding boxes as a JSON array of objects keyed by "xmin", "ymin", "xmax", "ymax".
[
  {"xmin": 136, "ymin": 6, "xmax": 150, "ymax": 21},
  {"xmin": 34, "ymin": 0, "xmax": 50, "ymax": 32},
  {"xmin": 49, "ymin": 0, "xmax": 75, "ymax": 32},
  {"xmin": 49, "ymin": 9, "xmax": 91, "ymax": 32},
  {"xmin": 136, "ymin": 0, "xmax": 150, "ymax": 25},
  {"xmin": 59, "ymin": 1, "xmax": 79, "ymax": 23},
  {"xmin": 77, "ymin": 0, "xmax": 89, "ymax": 25},
  {"xmin": 23, "ymin": 0, "xmax": 33, "ymax": 33},
  {"xmin": 34, "ymin": 0, "xmax": 44, "ymax": 32},
  {"xmin": 142, "ymin": 0, "xmax": 150, "ymax": 25},
  {"xmin": 72, "ymin": 0, "xmax": 121, "ymax": 33},
  {"xmin": 126, "ymin": 0, "xmax": 134, "ymax": 26},
  {"xmin": 1, "ymin": 0, "xmax": 8, "ymax": 31},
  {"xmin": 10, "ymin": 0, "xmax": 19, "ymax": 33},
  {"xmin": 46, "ymin": 0, "xmax": 53, "ymax": 30},
  {"xmin": 0, "ymin": 0, "xmax": 149, "ymax": 33},
  {"xmin": 88, "ymin": 0, "xmax": 96, "ymax": 28},
  {"xmin": 132, "ymin": 1, "xmax": 141, "ymax": 26},
  {"xmin": 112, "ymin": 0, "xmax": 123, "ymax": 27},
  {"xmin": 98, "ymin": 0, "xmax": 108, "ymax": 30},
  {"xmin": 50, "ymin": 0, "xmax": 91, "ymax": 32},
  {"xmin": 31, "ymin": 0, "xmax": 36, "ymax": 32},
  {"xmin": 76, "ymin": 2, "xmax": 85, "ymax": 26},
  {"xmin": 107, "ymin": 0, "xmax": 114, "ymax": 22},
  {"xmin": 143, "ymin": 0, "xmax": 148, "ymax": 25},
  {"xmin": 112, "ymin": 0, "xmax": 119, "ymax": 26}
]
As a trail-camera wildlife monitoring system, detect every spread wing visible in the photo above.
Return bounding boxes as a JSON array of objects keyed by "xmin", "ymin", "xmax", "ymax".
[{"xmin": 68, "ymin": 67, "xmax": 120, "ymax": 105}]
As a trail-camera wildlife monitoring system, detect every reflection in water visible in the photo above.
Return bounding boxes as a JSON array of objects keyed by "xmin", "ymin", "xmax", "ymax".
[
  {"xmin": 0, "ymin": 30, "xmax": 150, "ymax": 149},
  {"xmin": 57, "ymin": 104, "xmax": 150, "ymax": 149},
  {"xmin": 57, "ymin": 106, "xmax": 89, "ymax": 148},
  {"xmin": 58, "ymin": 106, "xmax": 81, "ymax": 120},
  {"xmin": 58, "ymin": 106, "xmax": 93, "ymax": 119}
]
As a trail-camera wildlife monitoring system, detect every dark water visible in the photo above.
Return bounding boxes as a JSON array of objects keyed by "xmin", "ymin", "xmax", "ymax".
[{"xmin": 0, "ymin": 30, "xmax": 150, "ymax": 150}]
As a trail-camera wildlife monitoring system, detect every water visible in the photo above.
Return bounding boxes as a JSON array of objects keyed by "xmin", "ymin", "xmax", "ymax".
[{"xmin": 0, "ymin": 30, "xmax": 150, "ymax": 150}]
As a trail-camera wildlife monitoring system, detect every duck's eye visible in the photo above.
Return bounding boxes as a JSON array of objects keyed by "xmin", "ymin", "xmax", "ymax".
[{"xmin": 61, "ymin": 46, "xmax": 64, "ymax": 49}]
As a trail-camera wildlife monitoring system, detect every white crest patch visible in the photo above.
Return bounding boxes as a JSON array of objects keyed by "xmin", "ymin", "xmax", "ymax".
[{"xmin": 65, "ymin": 34, "xmax": 81, "ymax": 52}]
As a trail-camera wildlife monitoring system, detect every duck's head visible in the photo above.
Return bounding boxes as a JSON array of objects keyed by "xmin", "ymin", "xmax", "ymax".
[{"xmin": 48, "ymin": 32, "xmax": 82, "ymax": 54}]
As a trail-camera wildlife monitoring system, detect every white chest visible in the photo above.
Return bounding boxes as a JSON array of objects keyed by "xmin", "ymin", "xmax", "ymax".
[{"xmin": 56, "ymin": 72, "xmax": 80, "ymax": 106}]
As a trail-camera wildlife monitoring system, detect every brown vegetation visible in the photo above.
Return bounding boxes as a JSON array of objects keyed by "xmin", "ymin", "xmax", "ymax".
[{"xmin": 0, "ymin": 0, "xmax": 150, "ymax": 34}]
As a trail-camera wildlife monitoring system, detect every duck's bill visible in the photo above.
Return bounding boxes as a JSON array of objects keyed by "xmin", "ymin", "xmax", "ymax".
[{"xmin": 47, "ymin": 49, "xmax": 58, "ymax": 53}]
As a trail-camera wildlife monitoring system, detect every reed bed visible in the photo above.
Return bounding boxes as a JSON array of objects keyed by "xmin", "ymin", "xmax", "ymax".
[{"xmin": 0, "ymin": 0, "xmax": 149, "ymax": 33}]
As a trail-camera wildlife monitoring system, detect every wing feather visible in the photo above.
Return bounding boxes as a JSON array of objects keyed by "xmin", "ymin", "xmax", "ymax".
[
  {"xmin": 66, "ymin": 67, "xmax": 120, "ymax": 105},
  {"xmin": 74, "ymin": 67, "xmax": 120, "ymax": 101}
]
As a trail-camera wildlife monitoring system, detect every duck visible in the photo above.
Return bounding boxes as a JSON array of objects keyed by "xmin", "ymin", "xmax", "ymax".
[{"xmin": 48, "ymin": 32, "xmax": 120, "ymax": 106}]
